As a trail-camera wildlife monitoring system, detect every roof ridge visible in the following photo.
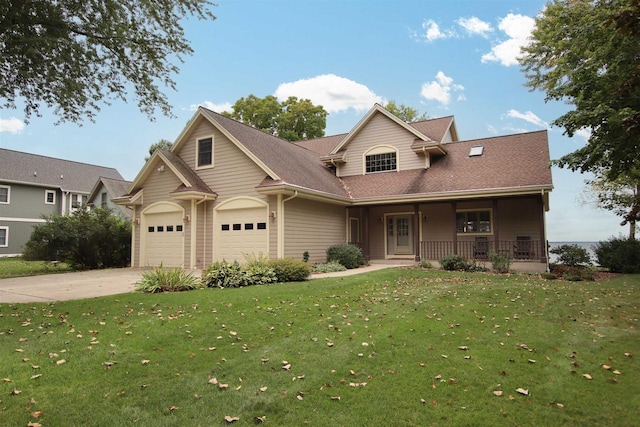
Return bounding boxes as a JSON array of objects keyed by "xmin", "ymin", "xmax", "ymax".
[
  {"xmin": 448, "ymin": 129, "xmax": 548, "ymax": 145},
  {"xmin": 0, "ymin": 147, "xmax": 120, "ymax": 171}
]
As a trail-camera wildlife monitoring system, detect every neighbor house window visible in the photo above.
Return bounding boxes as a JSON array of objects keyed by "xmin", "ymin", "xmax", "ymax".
[
  {"xmin": 0, "ymin": 185, "xmax": 9, "ymax": 204},
  {"xmin": 45, "ymin": 190, "xmax": 55, "ymax": 204},
  {"xmin": 101, "ymin": 192, "xmax": 108, "ymax": 208},
  {"xmin": 0, "ymin": 227, "xmax": 7, "ymax": 247},
  {"xmin": 456, "ymin": 210, "xmax": 492, "ymax": 234},
  {"xmin": 364, "ymin": 145, "xmax": 398, "ymax": 173},
  {"xmin": 197, "ymin": 137, "xmax": 213, "ymax": 168}
]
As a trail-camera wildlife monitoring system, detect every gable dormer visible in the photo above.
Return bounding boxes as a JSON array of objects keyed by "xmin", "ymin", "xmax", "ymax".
[{"xmin": 324, "ymin": 104, "xmax": 447, "ymax": 177}]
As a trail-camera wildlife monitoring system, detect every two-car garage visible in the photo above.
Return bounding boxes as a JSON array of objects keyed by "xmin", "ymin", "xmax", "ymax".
[{"xmin": 140, "ymin": 198, "xmax": 268, "ymax": 268}]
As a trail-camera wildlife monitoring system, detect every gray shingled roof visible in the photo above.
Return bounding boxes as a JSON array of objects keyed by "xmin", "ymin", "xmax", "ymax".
[
  {"xmin": 0, "ymin": 148, "xmax": 123, "ymax": 193},
  {"xmin": 159, "ymin": 149, "xmax": 217, "ymax": 195}
]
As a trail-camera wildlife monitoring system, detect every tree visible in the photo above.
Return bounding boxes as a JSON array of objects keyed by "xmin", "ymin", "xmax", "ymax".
[
  {"xmin": 0, "ymin": 1, "xmax": 216, "ymax": 124},
  {"xmin": 145, "ymin": 139, "xmax": 173, "ymax": 161},
  {"xmin": 223, "ymin": 95, "xmax": 327, "ymax": 141},
  {"xmin": 384, "ymin": 101, "xmax": 428, "ymax": 122},
  {"xmin": 519, "ymin": 0, "xmax": 640, "ymax": 181},
  {"xmin": 584, "ymin": 168, "xmax": 640, "ymax": 239}
]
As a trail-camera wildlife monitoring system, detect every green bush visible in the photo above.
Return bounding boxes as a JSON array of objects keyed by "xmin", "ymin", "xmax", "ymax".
[
  {"xmin": 269, "ymin": 258, "xmax": 311, "ymax": 282},
  {"xmin": 202, "ymin": 260, "xmax": 247, "ymax": 288},
  {"xmin": 312, "ymin": 261, "xmax": 347, "ymax": 273},
  {"xmin": 326, "ymin": 243, "xmax": 363, "ymax": 269},
  {"xmin": 594, "ymin": 237, "xmax": 640, "ymax": 273},
  {"xmin": 136, "ymin": 266, "xmax": 201, "ymax": 293},
  {"xmin": 419, "ymin": 260, "xmax": 433, "ymax": 269},
  {"xmin": 439, "ymin": 254, "xmax": 472, "ymax": 271},
  {"xmin": 23, "ymin": 208, "xmax": 131, "ymax": 269},
  {"xmin": 488, "ymin": 252, "xmax": 511, "ymax": 273},
  {"xmin": 549, "ymin": 244, "xmax": 591, "ymax": 267},
  {"xmin": 245, "ymin": 263, "xmax": 277, "ymax": 285},
  {"xmin": 540, "ymin": 272, "xmax": 557, "ymax": 280}
]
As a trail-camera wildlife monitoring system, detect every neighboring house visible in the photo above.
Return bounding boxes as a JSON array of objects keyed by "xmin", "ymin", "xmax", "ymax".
[
  {"xmin": 115, "ymin": 104, "xmax": 553, "ymax": 272},
  {"xmin": 87, "ymin": 177, "xmax": 133, "ymax": 220},
  {"xmin": 0, "ymin": 149, "xmax": 124, "ymax": 257}
]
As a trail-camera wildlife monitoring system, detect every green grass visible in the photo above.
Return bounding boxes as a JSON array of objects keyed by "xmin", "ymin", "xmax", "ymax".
[
  {"xmin": 0, "ymin": 269, "xmax": 638, "ymax": 426},
  {"xmin": 0, "ymin": 257, "xmax": 73, "ymax": 279}
]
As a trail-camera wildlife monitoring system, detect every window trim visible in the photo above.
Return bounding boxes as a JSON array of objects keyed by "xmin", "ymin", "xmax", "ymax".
[
  {"xmin": 0, "ymin": 185, "xmax": 10, "ymax": 204},
  {"xmin": 363, "ymin": 145, "xmax": 399, "ymax": 174},
  {"xmin": 45, "ymin": 190, "xmax": 56, "ymax": 205},
  {"xmin": 0, "ymin": 226, "xmax": 8, "ymax": 247},
  {"xmin": 196, "ymin": 135, "xmax": 214, "ymax": 169},
  {"xmin": 455, "ymin": 208, "xmax": 493, "ymax": 235}
]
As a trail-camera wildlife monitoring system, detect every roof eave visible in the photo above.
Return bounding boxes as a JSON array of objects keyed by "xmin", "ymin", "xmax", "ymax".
[{"xmin": 256, "ymin": 184, "xmax": 352, "ymax": 206}]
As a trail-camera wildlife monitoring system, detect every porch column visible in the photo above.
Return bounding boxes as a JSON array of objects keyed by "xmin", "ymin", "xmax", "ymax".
[
  {"xmin": 493, "ymin": 199, "xmax": 499, "ymax": 254},
  {"xmin": 538, "ymin": 196, "xmax": 547, "ymax": 263},
  {"xmin": 363, "ymin": 207, "xmax": 370, "ymax": 261},
  {"xmin": 452, "ymin": 201, "xmax": 458, "ymax": 255},
  {"xmin": 413, "ymin": 203, "xmax": 420, "ymax": 262}
]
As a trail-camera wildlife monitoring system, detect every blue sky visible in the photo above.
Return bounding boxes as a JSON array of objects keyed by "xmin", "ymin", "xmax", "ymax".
[{"xmin": 0, "ymin": 0, "xmax": 626, "ymax": 242}]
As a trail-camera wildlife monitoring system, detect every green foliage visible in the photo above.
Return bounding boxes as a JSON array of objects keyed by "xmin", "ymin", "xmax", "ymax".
[
  {"xmin": 540, "ymin": 272, "xmax": 557, "ymax": 280},
  {"xmin": 222, "ymin": 94, "xmax": 327, "ymax": 141},
  {"xmin": 269, "ymin": 258, "xmax": 311, "ymax": 282},
  {"xmin": 0, "ymin": 1, "xmax": 216, "ymax": 124},
  {"xmin": 550, "ymin": 244, "xmax": 592, "ymax": 267},
  {"xmin": 145, "ymin": 139, "xmax": 173, "ymax": 161},
  {"xmin": 520, "ymin": 0, "xmax": 640, "ymax": 180},
  {"xmin": 488, "ymin": 251, "xmax": 511, "ymax": 273},
  {"xmin": 202, "ymin": 260, "xmax": 247, "ymax": 288},
  {"xmin": 312, "ymin": 261, "xmax": 347, "ymax": 273},
  {"xmin": 326, "ymin": 243, "xmax": 363, "ymax": 269},
  {"xmin": 439, "ymin": 254, "xmax": 472, "ymax": 271},
  {"xmin": 23, "ymin": 208, "xmax": 131, "ymax": 269},
  {"xmin": 419, "ymin": 260, "xmax": 433, "ymax": 269},
  {"xmin": 594, "ymin": 236, "xmax": 640, "ymax": 273},
  {"xmin": 384, "ymin": 100, "xmax": 428, "ymax": 122},
  {"xmin": 303, "ymin": 251, "xmax": 310, "ymax": 263},
  {"xmin": 135, "ymin": 266, "xmax": 201, "ymax": 293}
]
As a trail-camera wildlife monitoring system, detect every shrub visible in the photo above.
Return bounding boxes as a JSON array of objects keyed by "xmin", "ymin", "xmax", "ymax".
[
  {"xmin": 549, "ymin": 244, "xmax": 591, "ymax": 267},
  {"xmin": 136, "ymin": 266, "xmax": 201, "ymax": 293},
  {"xmin": 419, "ymin": 260, "xmax": 433, "ymax": 269},
  {"xmin": 23, "ymin": 208, "xmax": 131, "ymax": 269},
  {"xmin": 312, "ymin": 261, "xmax": 347, "ymax": 273},
  {"xmin": 439, "ymin": 254, "xmax": 472, "ymax": 271},
  {"xmin": 202, "ymin": 260, "xmax": 247, "ymax": 288},
  {"xmin": 269, "ymin": 258, "xmax": 311, "ymax": 282},
  {"xmin": 488, "ymin": 252, "xmax": 511, "ymax": 273},
  {"xmin": 245, "ymin": 263, "xmax": 277, "ymax": 285},
  {"xmin": 326, "ymin": 243, "xmax": 363, "ymax": 269},
  {"xmin": 540, "ymin": 272, "xmax": 557, "ymax": 280},
  {"xmin": 303, "ymin": 251, "xmax": 310, "ymax": 263},
  {"xmin": 593, "ymin": 237, "xmax": 640, "ymax": 273}
]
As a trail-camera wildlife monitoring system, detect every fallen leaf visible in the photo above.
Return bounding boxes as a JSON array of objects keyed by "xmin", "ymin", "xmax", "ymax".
[
  {"xmin": 254, "ymin": 416, "xmax": 266, "ymax": 423},
  {"xmin": 624, "ymin": 352, "xmax": 632, "ymax": 358},
  {"xmin": 141, "ymin": 360, "xmax": 150, "ymax": 365},
  {"xmin": 218, "ymin": 383, "xmax": 229, "ymax": 389},
  {"xmin": 421, "ymin": 398, "xmax": 426, "ymax": 404},
  {"xmin": 169, "ymin": 406, "xmax": 179, "ymax": 412},
  {"xmin": 30, "ymin": 374, "xmax": 42, "ymax": 380},
  {"xmin": 282, "ymin": 364, "xmax": 291, "ymax": 371},
  {"xmin": 494, "ymin": 390, "xmax": 504, "ymax": 396},
  {"xmin": 10, "ymin": 389, "xmax": 21, "ymax": 395},
  {"xmin": 31, "ymin": 411, "xmax": 43, "ymax": 418},
  {"xmin": 458, "ymin": 346, "xmax": 468, "ymax": 351},
  {"xmin": 601, "ymin": 364, "xmax": 611, "ymax": 370},
  {"xmin": 27, "ymin": 423, "xmax": 41, "ymax": 427},
  {"xmin": 259, "ymin": 386, "xmax": 268, "ymax": 392},
  {"xmin": 56, "ymin": 359, "xmax": 66, "ymax": 366},
  {"xmin": 330, "ymin": 396, "xmax": 341, "ymax": 401},
  {"xmin": 296, "ymin": 395, "xmax": 303, "ymax": 401},
  {"xmin": 528, "ymin": 359, "xmax": 536, "ymax": 364},
  {"xmin": 613, "ymin": 370, "xmax": 621, "ymax": 375},
  {"xmin": 516, "ymin": 388, "xmax": 529, "ymax": 396},
  {"xmin": 2, "ymin": 378, "xmax": 11, "ymax": 382},
  {"xmin": 327, "ymin": 341, "xmax": 334, "ymax": 347},
  {"xmin": 349, "ymin": 370, "xmax": 356, "ymax": 376},
  {"xmin": 583, "ymin": 374, "xmax": 593, "ymax": 380}
]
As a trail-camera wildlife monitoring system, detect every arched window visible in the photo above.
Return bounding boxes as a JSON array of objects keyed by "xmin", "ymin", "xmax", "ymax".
[{"xmin": 364, "ymin": 145, "xmax": 398, "ymax": 173}]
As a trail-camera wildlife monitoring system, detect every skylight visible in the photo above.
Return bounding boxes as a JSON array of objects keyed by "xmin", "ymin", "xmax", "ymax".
[{"xmin": 469, "ymin": 145, "xmax": 484, "ymax": 157}]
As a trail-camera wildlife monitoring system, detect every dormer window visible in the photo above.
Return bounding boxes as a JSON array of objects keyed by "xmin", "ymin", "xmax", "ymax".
[
  {"xmin": 197, "ymin": 137, "xmax": 213, "ymax": 168},
  {"xmin": 364, "ymin": 145, "xmax": 398, "ymax": 173}
]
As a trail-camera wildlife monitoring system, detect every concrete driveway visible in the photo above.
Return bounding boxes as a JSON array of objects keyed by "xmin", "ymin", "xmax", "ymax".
[{"xmin": 0, "ymin": 268, "xmax": 147, "ymax": 303}]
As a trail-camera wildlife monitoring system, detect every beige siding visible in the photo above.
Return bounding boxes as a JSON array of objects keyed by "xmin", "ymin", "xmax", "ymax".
[
  {"xmin": 268, "ymin": 196, "xmax": 278, "ymax": 259},
  {"xmin": 283, "ymin": 198, "xmax": 345, "ymax": 263},
  {"xmin": 497, "ymin": 198, "xmax": 542, "ymax": 241},
  {"xmin": 338, "ymin": 113, "xmax": 425, "ymax": 177},
  {"xmin": 422, "ymin": 203, "xmax": 455, "ymax": 241}
]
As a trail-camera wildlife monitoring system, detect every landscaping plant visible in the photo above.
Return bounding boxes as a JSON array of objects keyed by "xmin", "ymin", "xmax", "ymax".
[
  {"xmin": 135, "ymin": 266, "xmax": 201, "ymax": 293},
  {"xmin": 594, "ymin": 236, "xmax": 640, "ymax": 273},
  {"xmin": 326, "ymin": 243, "xmax": 363, "ymax": 269}
]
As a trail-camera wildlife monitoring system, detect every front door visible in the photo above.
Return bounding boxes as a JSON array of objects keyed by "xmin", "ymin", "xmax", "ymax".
[{"xmin": 387, "ymin": 215, "xmax": 413, "ymax": 256}]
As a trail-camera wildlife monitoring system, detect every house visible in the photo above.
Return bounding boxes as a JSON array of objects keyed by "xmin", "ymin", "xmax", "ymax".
[
  {"xmin": 0, "ymin": 149, "xmax": 125, "ymax": 257},
  {"xmin": 87, "ymin": 177, "xmax": 133, "ymax": 220},
  {"xmin": 115, "ymin": 104, "xmax": 553, "ymax": 272}
]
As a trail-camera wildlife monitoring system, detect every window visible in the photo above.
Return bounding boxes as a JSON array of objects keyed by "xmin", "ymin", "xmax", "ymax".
[
  {"xmin": 148, "ymin": 227, "xmax": 155, "ymax": 232},
  {"xmin": 176, "ymin": 225, "xmax": 183, "ymax": 232},
  {"xmin": 45, "ymin": 190, "xmax": 55, "ymax": 204},
  {"xmin": 0, "ymin": 227, "xmax": 7, "ymax": 247},
  {"xmin": 456, "ymin": 210, "xmax": 492, "ymax": 234},
  {"xmin": 469, "ymin": 145, "xmax": 484, "ymax": 157},
  {"xmin": 233, "ymin": 224, "xmax": 241, "ymax": 231},
  {"xmin": 245, "ymin": 223, "xmax": 254, "ymax": 230},
  {"xmin": 197, "ymin": 137, "xmax": 213, "ymax": 168},
  {"xmin": 0, "ymin": 185, "xmax": 9, "ymax": 204},
  {"xmin": 366, "ymin": 152, "xmax": 397, "ymax": 173},
  {"xmin": 167, "ymin": 225, "xmax": 174, "ymax": 232},
  {"xmin": 157, "ymin": 226, "xmax": 164, "ymax": 232},
  {"xmin": 257, "ymin": 222, "xmax": 267, "ymax": 230},
  {"xmin": 101, "ymin": 192, "xmax": 108, "ymax": 208},
  {"xmin": 221, "ymin": 224, "xmax": 230, "ymax": 231}
]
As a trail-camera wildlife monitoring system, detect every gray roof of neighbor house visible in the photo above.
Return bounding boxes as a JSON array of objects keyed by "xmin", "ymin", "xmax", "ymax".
[
  {"xmin": 0, "ymin": 148, "xmax": 124, "ymax": 193},
  {"xmin": 87, "ymin": 177, "xmax": 134, "ymax": 219}
]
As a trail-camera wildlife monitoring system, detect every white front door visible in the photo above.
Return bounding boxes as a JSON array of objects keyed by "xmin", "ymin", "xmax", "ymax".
[{"xmin": 386, "ymin": 215, "xmax": 414, "ymax": 257}]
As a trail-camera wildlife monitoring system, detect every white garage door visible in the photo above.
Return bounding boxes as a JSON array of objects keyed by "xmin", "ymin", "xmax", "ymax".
[
  {"xmin": 144, "ymin": 211, "xmax": 184, "ymax": 267},
  {"xmin": 216, "ymin": 207, "xmax": 268, "ymax": 262}
]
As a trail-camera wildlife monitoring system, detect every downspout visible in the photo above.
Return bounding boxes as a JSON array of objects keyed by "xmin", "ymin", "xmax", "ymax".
[
  {"xmin": 131, "ymin": 205, "xmax": 137, "ymax": 268},
  {"xmin": 190, "ymin": 199, "xmax": 197, "ymax": 269},
  {"xmin": 277, "ymin": 191, "xmax": 298, "ymax": 258},
  {"xmin": 196, "ymin": 196, "xmax": 208, "ymax": 268}
]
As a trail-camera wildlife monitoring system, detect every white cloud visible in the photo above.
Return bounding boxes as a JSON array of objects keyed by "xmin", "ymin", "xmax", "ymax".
[
  {"xmin": 575, "ymin": 128, "xmax": 591, "ymax": 141},
  {"xmin": 506, "ymin": 109, "xmax": 549, "ymax": 128},
  {"xmin": 457, "ymin": 17, "xmax": 493, "ymax": 37},
  {"xmin": 420, "ymin": 71, "xmax": 465, "ymax": 106},
  {"xmin": 274, "ymin": 74, "xmax": 383, "ymax": 114},
  {"xmin": 413, "ymin": 19, "xmax": 455, "ymax": 42},
  {"xmin": 0, "ymin": 117, "xmax": 25, "ymax": 134},
  {"xmin": 190, "ymin": 101, "xmax": 232, "ymax": 113},
  {"xmin": 481, "ymin": 14, "xmax": 535, "ymax": 66}
]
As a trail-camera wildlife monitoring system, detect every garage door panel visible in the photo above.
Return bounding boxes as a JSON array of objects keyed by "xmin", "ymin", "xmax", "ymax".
[
  {"xmin": 217, "ymin": 207, "xmax": 267, "ymax": 262},
  {"xmin": 144, "ymin": 211, "xmax": 183, "ymax": 267}
]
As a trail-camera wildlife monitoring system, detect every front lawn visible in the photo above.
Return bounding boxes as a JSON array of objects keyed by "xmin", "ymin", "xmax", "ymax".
[
  {"xmin": 0, "ymin": 269, "xmax": 638, "ymax": 426},
  {"xmin": 0, "ymin": 257, "xmax": 72, "ymax": 279}
]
